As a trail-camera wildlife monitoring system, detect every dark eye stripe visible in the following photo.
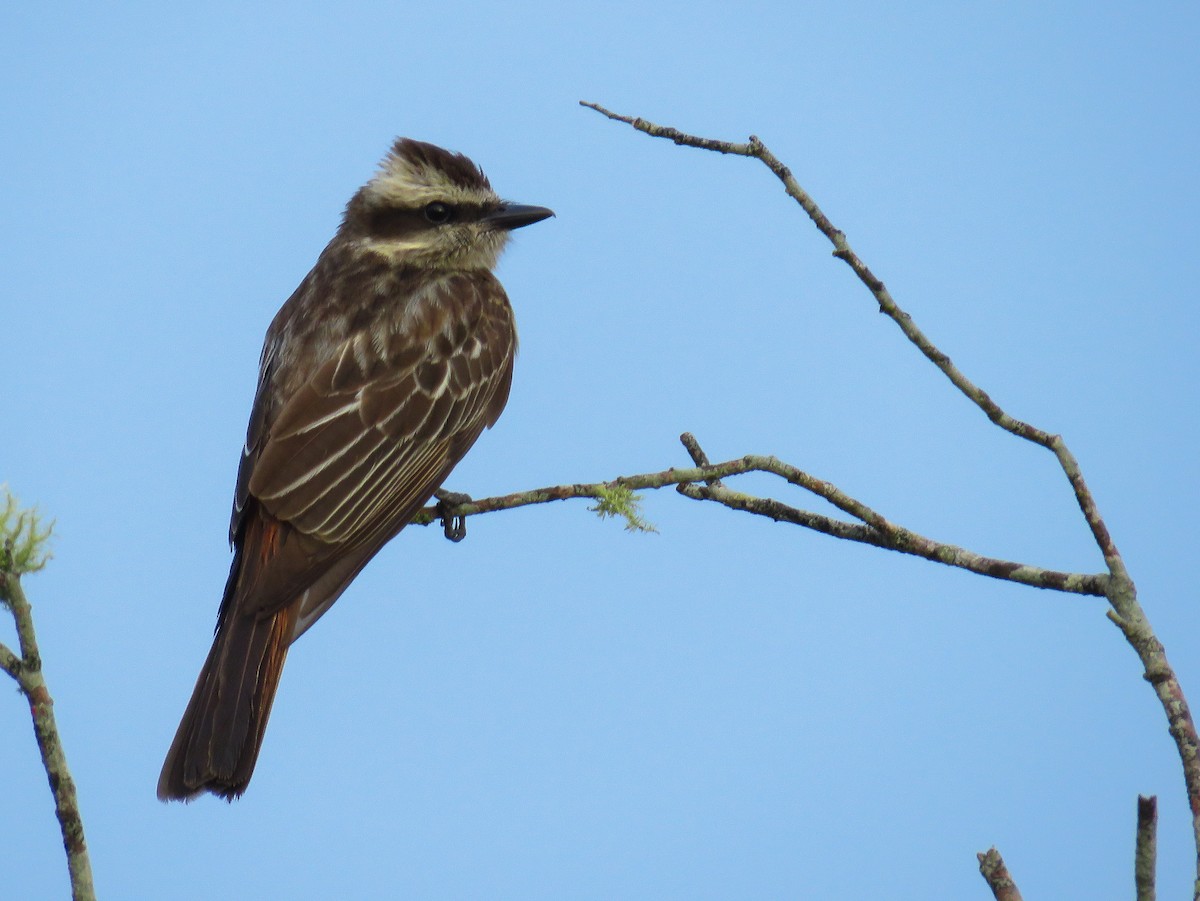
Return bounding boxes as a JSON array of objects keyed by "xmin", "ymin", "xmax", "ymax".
[
  {"xmin": 361, "ymin": 202, "xmax": 495, "ymax": 239},
  {"xmin": 363, "ymin": 208, "xmax": 428, "ymax": 239}
]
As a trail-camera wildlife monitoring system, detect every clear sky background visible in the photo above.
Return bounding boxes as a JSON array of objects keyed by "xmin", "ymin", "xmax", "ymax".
[{"xmin": 3, "ymin": 2, "xmax": 1198, "ymax": 898}]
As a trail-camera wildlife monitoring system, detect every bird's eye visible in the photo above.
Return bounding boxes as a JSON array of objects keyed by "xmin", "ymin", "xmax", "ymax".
[{"xmin": 423, "ymin": 202, "xmax": 454, "ymax": 224}]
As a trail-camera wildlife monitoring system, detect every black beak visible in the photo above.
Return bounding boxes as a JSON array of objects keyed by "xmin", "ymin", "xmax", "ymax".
[{"xmin": 484, "ymin": 203, "xmax": 555, "ymax": 231}]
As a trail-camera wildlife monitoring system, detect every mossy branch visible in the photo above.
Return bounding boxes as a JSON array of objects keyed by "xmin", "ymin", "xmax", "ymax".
[
  {"xmin": 421, "ymin": 447, "xmax": 1108, "ymax": 597},
  {"xmin": 1, "ymin": 490, "xmax": 95, "ymax": 901}
]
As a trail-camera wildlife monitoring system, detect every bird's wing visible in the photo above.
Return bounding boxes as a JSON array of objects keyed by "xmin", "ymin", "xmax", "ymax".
[{"xmin": 230, "ymin": 272, "xmax": 515, "ymax": 621}]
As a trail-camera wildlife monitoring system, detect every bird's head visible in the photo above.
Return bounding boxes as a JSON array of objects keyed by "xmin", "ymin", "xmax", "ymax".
[{"xmin": 341, "ymin": 138, "xmax": 553, "ymax": 270}]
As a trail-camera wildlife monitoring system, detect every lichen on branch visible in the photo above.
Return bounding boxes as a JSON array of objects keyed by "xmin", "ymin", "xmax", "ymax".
[
  {"xmin": 588, "ymin": 484, "xmax": 658, "ymax": 534},
  {"xmin": 0, "ymin": 488, "xmax": 54, "ymax": 577}
]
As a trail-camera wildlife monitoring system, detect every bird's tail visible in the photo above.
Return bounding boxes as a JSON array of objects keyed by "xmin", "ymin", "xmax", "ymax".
[{"xmin": 157, "ymin": 602, "xmax": 297, "ymax": 801}]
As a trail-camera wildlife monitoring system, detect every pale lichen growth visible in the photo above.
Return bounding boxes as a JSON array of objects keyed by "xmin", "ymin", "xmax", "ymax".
[
  {"xmin": 589, "ymin": 484, "xmax": 658, "ymax": 534},
  {"xmin": 0, "ymin": 488, "xmax": 54, "ymax": 577}
]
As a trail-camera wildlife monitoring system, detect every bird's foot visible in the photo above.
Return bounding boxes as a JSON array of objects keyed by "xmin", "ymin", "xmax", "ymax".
[{"xmin": 433, "ymin": 490, "xmax": 472, "ymax": 542}]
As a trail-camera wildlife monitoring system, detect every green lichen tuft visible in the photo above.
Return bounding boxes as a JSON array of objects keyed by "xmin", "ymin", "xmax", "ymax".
[
  {"xmin": 0, "ymin": 488, "xmax": 54, "ymax": 576},
  {"xmin": 589, "ymin": 484, "xmax": 658, "ymax": 534}
]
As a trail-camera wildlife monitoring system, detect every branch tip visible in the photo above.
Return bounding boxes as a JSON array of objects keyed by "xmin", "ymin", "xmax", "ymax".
[
  {"xmin": 1136, "ymin": 794, "xmax": 1157, "ymax": 901},
  {"xmin": 977, "ymin": 847, "xmax": 1024, "ymax": 901}
]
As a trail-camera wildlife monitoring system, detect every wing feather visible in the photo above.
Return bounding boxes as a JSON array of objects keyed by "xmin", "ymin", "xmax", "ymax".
[{"xmin": 245, "ymin": 272, "xmax": 515, "ymax": 563}]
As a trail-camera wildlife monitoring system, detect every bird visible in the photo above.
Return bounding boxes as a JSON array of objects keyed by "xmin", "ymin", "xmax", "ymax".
[{"xmin": 158, "ymin": 138, "xmax": 552, "ymax": 801}]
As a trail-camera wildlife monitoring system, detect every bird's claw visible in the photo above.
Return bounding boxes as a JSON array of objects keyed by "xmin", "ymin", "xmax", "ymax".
[{"xmin": 434, "ymin": 490, "xmax": 472, "ymax": 542}]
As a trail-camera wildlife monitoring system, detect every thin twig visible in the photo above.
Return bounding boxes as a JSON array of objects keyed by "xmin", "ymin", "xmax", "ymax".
[
  {"xmin": 678, "ymin": 477, "xmax": 1103, "ymax": 593},
  {"xmin": 679, "ymin": 432, "xmax": 723, "ymax": 487},
  {"xmin": 977, "ymin": 847, "xmax": 1024, "ymax": 901},
  {"xmin": 0, "ymin": 639, "xmax": 21, "ymax": 678},
  {"xmin": 1137, "ymin": 794, "xmax": 1158, "ymax": 901},
  {"xmin": 0, "ymin": 571, "xmax": 96, "ymax": 901}
]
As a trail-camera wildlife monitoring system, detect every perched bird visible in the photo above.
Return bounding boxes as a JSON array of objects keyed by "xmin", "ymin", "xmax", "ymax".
[{"xmin": 158, "ymin": 139, "xmax": 552, "ymax": 801}]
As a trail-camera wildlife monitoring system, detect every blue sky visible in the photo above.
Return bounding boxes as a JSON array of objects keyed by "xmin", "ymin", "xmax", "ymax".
[{"xmin": 3, "ymin": 2, "xmax": 1198, "ymax": 898}]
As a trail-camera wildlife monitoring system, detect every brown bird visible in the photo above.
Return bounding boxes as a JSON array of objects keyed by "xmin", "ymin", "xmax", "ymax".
[{"xmin": 158, "ymin": 139, "xmax": 552, "ymax": 801}]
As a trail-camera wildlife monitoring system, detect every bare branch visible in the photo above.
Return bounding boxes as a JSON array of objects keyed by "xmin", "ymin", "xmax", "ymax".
[
  {"xmin": 1137, "ymin": 795, "xmax": 1157, "ymax": 901},
  {"xmin": 977, "ymin": 847, "xmax": 1024, "ymax": 901},
  {"xmin": 420, "ymin": 449, "xmax": 1108, "ymax": 596},
  {"xmin": 580, "ymin": 101, "xmax": 1200, "ymax": 895},
  {"xmin": 581, "ymin": 100, "xmax": 1125, "ymax": 572}
]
